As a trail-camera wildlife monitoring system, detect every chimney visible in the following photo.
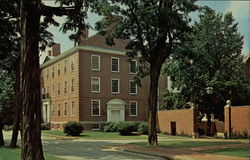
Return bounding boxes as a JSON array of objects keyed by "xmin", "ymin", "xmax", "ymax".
[
  {"xmin": 52, "ymin": 43, "xmax": 61, "ymax": 56},
  {"xmin": 48, "ymin": 50, "xmax": 52, "ymax": 56}
]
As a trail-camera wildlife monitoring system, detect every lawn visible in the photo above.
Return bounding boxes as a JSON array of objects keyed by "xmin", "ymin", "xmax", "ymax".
[
  {"xmin": 201, "ymin": 147, "xmax": 250, "ymax": 158},
  {"xmin": 130, "ymin": 140, "xmax": 242, "ymax": 149},
  {"xmin": 42, "ymin": 130, "xmax": 188, "ymax": 140},
  {"xmin": 0, "ymin": 148, "xmax": 64, "ymax": 160}
]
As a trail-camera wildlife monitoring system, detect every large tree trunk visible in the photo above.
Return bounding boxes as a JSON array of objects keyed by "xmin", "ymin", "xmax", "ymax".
[
  {"xmin": 0, "ymin": 121, "xmax": 4, "ymax": 147},
  {"xmin": 148, "ymin": 65, "xmax": 161, "ymax": 146},
  {"xmin": 10, "ymin": 67, "xmax": 20, "ymax": 148},
  {"xmin": 20, "ymin": 0, "xmax": 44, "ymax": 159},
  {"xmin": 206, "ymin": 113, "xmax": 211, "ymax": 136}
]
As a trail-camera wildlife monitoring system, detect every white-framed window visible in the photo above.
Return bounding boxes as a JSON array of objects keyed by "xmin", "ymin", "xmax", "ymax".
[
  {"xmin": 70, "ymin": 100, "xmax": 75, "ymax": 116},
  {"xmin": 129, "ymin": 60, "xmax": 137, "ymax": 74},
  {"xmin": 64, "ymin": 101, "xmax": 67, "ymax": 117},
  {"xmin": 57, "ymin": 83, "xmax": 60, "ymax": 96},
  {"xmin": 71, "ymin": 78, "xmax": 75, "ymax": 93},
  {"xmin": 47, "ymin": 86, "xmax": 49, "ymax": 96},
  {"xmin": 46, "ymin": 68, "xmax": 49, "ymax": 79},
  {"xmin": 92, "ymin": 124, "xmax": 100, "ymax": 130},
  {"xmin": 52, "ymin": 66, "xmax": 55, "ymax": 78},
  {"xmin": 57, "ymin": 63, "xmax": 60, "ymax": 75},
  {"xmin": 64, "ymin": 81, "xmax": 67, "ymax": 94},
  {"xmin": 130, "ymin": 80, "xmax": 137, "ymax": 95},
  {"xmin": 52, "ymin": 104, "xmax": 55, "ymax": 117},
  {"xmin": 64, "ymin": 60, "xmax": 67, "ymax": 73},
  {"xmin": 91, "ymin": 100, "xmax": 100, "ymax": 116},
  {"xmin": 111, "ymin": 57, "xmax": 119, "ymax": 72},
  {"xmin": 111, "ymin": 79, "xmax": 120, "ymax": 94},
  {"xmin": 91, "ymin": 55, "xmax": 100, "ymax": 71},
  {"xmin": 57, "ymin": 103, "xmax": 61, "ymax": 117},
  {"xmin": 130, "ymin": 101, "xmax": 137, "ymax": 116},
  {"xmin": 52, "ymin": 84, "xmax": 55, "ymax": 96},
  {"xmin": 70, "ymin": 56, "xmax": 74, "ymax": 72},
  {"xmin": 91, "ymin": 77, "xmax": 100, "ymax": 93}
]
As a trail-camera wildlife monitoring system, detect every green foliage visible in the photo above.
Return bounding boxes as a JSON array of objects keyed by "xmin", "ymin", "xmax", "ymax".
[
  {"xmin": 116, "ymin": 121, "xmax": 136, "ymax": 135},
  {"xmin": 138, "ymin": 122, "xmax": 148, "ymax": 135},
  {"xmin": 63, "ymin": 122, "xmax": 83, "ymax": 136},
  {"xmin": 103, "ymin": 122, "xmax": 118, "ymax": 132},
  {"xmin": 41, "ymin": 123, "xmax": 51, "ymax": 130},
  {"xmin": 163, "ymin": 8, "xmax": 250, "ymax": 120}
]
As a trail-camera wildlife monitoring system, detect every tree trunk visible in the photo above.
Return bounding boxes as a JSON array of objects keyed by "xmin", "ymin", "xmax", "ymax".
[
  {"xmin": 148, "ymin": 65, "xmax": 161, "ymax": 146},
  {"xmin": 20, "ymin": 0, "xmax": 44, "ymax": 159},
  {"xmin": 10, "ymin": 67, "xmax": 20, "ymax": 148},
  {"xmin": 206, "ymin": 114, "xmax": 211, "ymax": 136},
  {"xmin": 0, "ymin": 121, "xmax": 4, "ymax": 147}
]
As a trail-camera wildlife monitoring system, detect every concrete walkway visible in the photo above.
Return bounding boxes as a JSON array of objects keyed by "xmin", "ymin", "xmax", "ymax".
[{"xmin": 117, "ymin": 143, "xmax": 249, "ymax": 160}]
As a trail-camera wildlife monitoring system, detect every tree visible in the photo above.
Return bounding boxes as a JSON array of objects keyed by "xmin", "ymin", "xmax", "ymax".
[
  {"xmin": 96, "ymin": 0, "xmax": 198, "ymax": 145},
  {"xmin": 20, "ymin": 0, "xmax": 92, "ymax": 159},
  {"xmin": 164, "ymin": 8, "xmax": 250, "ymax": 135}
]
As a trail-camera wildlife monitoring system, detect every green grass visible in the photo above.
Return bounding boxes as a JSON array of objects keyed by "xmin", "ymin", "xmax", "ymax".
[
  {"xmin": 0, "ymin": 148, "xmax": 64, "ymax": 160},
  {"xmin": 131, "ymin": 140, "xmax": 241, "ymax": 149},
  {"xmin": 201, "ymin": 147, "xmax": 250, "ymax": 158},
  {"xmin": 42, "ymin": 130, "xmax": 188, "ymax": 140}
]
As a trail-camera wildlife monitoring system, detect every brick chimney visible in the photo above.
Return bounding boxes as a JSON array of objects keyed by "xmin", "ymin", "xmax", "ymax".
[
  {"xmin": 48, "ymin": 50, "xmax": 52, "ymax": 56},
  {"xmin": 52, "ymin": 43, "xmax": 61, "ymax": 56}
]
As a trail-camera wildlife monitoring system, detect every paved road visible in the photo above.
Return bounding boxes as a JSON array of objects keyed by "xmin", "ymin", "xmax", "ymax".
[{"xmin": 3, "ymin": 131, "xmax": 163, "ymax": 160}]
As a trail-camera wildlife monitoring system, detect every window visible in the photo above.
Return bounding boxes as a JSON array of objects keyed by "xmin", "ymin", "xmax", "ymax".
[
  {"xmin": 130, "ymin": 101, "xmax": 137, "ymax": 116},
  {"xmin": 111, "ymin": 57, "xmax": 119, "ymax": 72},
  {"xmin": 91, "ymin": 100, "xmax": 100, "ymax": 116},
  {"xmin": 91, "ymin": 55, "xmax": 100, "ymax": 70},
  {"xmin": 92, "ymin": 124, "xmax": 100, "ymax": 130},
  {"xmin": 64, "ymin": 60, "xmax": 67, "ymax": 73},
  {"xmin": 46, "ymin": 68, "xmax": 49, "ymax": 79},
  {"xmin": 71, "ymin": 78, "xmax": 74, "ymax": 93},
  {"xmin": 57, "ymin": 103, "xmax": 61, "ymax": 117},
  {"xmin": 57, "ymin": 83, "xmax": 60, "ymax": 96},
  {"xmin": 129, "ymin": 60, "xmax": 137, "ymax": 74},
  {"xmin": 130, "ymin": 80, "xmax": 137, "ymax": 94},
  {"xmin": 70, "ymin": 56, "xmax": 74, "ymax": 72},
  {"xmin": 91, "ymin": 77, "xmax": 100, "ymax": 93},
  {"xmin": 52, "ymin": 66, "xmax": 55, "ymax": 78},
  {"xmin": 57, "ymin": 63, "xmax": 60, "ymax": 75},
  {"xmin": 64, "ymin": 81, "xmax": 67, "ymax": 94},
  {"xmin": 111, "ymin": 79, "xmax": 120, "ymax": 94},
  {"xmin": 64, "ymin": 102, "xmax": 67, "ymax": 117},
  {"xmin": 52, "ymin": 104, "xmax": 55, "ymax": 117},
  {"xmin": 52, "ymin": 84, "xmax": 55, "ymax": 96},
  {"xmin": 70, "ymin": 101, "xmax": 75, "ymax": 116},
  {"xmin": 47, "ymin": 86, "xmax": 49, "ymax": 96}
]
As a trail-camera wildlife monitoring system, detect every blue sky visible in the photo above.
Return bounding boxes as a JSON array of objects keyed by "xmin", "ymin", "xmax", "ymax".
[{"xmin": 44, "ymin": 1, "xmax": 250, "ymax": 55}]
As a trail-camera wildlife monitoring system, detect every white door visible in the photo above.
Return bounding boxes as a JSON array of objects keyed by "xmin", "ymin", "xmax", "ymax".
[{"xmin": 110, "ymin": 110, "xmax": 121, "ymax": 122}]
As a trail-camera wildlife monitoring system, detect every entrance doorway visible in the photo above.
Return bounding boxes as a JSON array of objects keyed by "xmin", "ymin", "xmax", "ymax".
[
  {"xmin": 171, "ymin": 121, "xmax": 176, "ymax": 135},
  {"xmin": 107, "ymin": 99, "xmax": 126, "ymax": 122}
]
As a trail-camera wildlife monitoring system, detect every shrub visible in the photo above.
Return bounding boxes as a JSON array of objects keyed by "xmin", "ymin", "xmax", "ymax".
[
  {"xmin": 138, "ymin": 122, "xmax": 148, "ymax": 135},
  {"xmin": 116, "ymin": 121, "xmax": 136, "ymax": 135},
  {"xmin": 103, "ymin": 122, "xmax": 118, "ymax": 132},
  {"xmin": 41, "ymin": 123, "xmax": 50, "ymax": 130},
  {"xmin": 63, "ymin": 121, "xmax": 83, "ymax": 136}
]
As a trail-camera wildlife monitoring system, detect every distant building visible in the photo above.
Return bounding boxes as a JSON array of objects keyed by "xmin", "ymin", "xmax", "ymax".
[
  {"xmin": 40, "ymin": 31, "xmax": 167, "ymax": 130},
  {"xmin": 243, "ymin": 53, "xmax": 250, "ymax": 80}
]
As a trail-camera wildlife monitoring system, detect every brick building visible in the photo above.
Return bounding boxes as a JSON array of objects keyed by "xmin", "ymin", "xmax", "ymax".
[{"xmin": 40, "ymin": 33, "xmax": 167, "ymax": 130}]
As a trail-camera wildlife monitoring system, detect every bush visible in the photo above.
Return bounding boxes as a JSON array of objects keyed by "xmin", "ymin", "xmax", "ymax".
[
  {"xmin": 138, "ymin": 122, "xmax": 148, "ymax": 135},
  {"xmin": 41, "ymin": 123, "xmax": 50, "ymax": 130},
  {"xmin": 63, "ymin": 121, "xmax": 83, "ymax": 136},
  {"xmin": 103, "ymin": 122, "xmax": 118, "ymax": 132},
  {"xmin": 116, "ymin": 121, "xmax": 136, "ymax": 135}
]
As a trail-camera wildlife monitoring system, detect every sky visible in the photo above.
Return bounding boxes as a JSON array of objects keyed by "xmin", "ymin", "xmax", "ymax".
[{"xmin": 43, "ymin": 0, "xmax": 250, "ymax": 55}]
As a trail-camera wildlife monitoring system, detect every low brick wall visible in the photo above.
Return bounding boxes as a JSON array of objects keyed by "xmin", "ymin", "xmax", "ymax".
[
  {"xmin": 157, "ymin": 108, "xmax": 196, "ymax": 136},
  {"xmin": 225, "ymin": 105, "xmax": 250, "ymax": 136}
]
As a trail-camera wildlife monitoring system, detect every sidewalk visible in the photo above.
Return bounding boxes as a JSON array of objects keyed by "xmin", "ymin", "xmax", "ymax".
[{"xmin": 116, "ymin": 143, "xmax": 249, "ymax": 160}]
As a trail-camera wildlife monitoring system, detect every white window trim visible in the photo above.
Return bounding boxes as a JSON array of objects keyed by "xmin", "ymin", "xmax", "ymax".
[
  {"xmin": 111, "ymin": 78, "xmax": 120, "ymax": 94},
  {"xmin": 91, "ymin": 100, "xmax": 101, "ymax": 116},
  {"xmin": 64, "ymin": 60, "xmax": 67, "ymax": 74},
  {"xmin": 111, "ymin": 57, "xmax": 120, "ymax": 73},
  {"xmin": 91, "ymin": 55, "xmax": 100, "ymax": 71},
  {"xmin": 91, "ymin": 77, "xmax": 100, "ymax": 93},
  {"xmin": 70, "ymin": 56, "xmax": 74, "ymax": 72},
  {"xmin": 57, "ymin": 103, "xmax": 61, "ymax": 117},
  {"xmin": 52, "ymin": 104, "xmax": 55, "ymax": 117},
  {"xmin": 57, "ymin": 83, "xmax": 60, "ymax": 96},
  {"xmin": 64, "ymin": 81, "xmax": 67, "ymax": 95},
  {"xmin": 92, "ymin": 124, "xmax": 101, "ymax": 131},
  {"xmin": 52, "ymin": 84, "xmax": 55, "ymax": 97},
  {"xmin": 70, "ymin": 100, "xmax": 75, "ymax": 116},
  {"xmin": 70, "ymin": 78, "xmax": 75, "ymax": 93},
  {"xmin": 129, "ymin": 80, "xmax": 137, "ymax": 95},
  {"xmin": 129, "ymin": 60, "xmax": 137, "ymax": 74},
  {"xmin": 130, "ymin": 101, "xmax": 138, "ymax": 116},
  {"xmin": 63, "ymin": 101, "xmax": 67, "ymax": 117}
]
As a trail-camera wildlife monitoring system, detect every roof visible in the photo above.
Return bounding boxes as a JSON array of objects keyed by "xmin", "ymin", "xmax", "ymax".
[{"xmin": 243, "ymin": 53, "xmax": 250, "ymax": 63}]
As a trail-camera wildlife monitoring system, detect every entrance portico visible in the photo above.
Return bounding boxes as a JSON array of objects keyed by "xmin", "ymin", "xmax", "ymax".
[{"xmin": 107, "ymin": 99, "xmax": 126, "ymax": 122}]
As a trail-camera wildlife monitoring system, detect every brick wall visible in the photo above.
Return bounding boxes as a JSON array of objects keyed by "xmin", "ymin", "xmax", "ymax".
[
  {"xmin": 157, "ymin": 108, "xmax": 196, "ymax": 136},
  {"xmin": 225, "ymin": 105, "xmax": 250, "ymax": 136}
]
